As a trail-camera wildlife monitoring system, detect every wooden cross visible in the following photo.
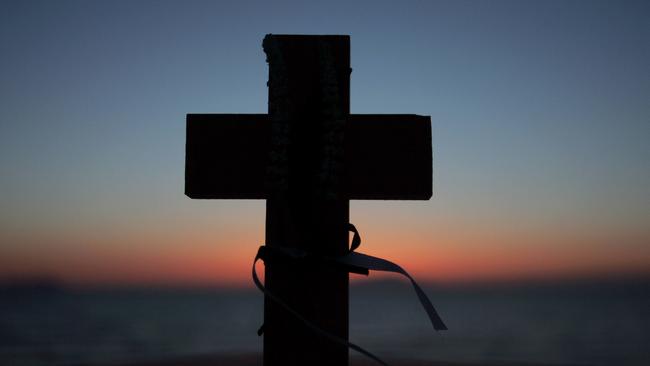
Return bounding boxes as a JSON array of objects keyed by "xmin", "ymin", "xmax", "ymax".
[{"xmin": 185, "ymin": 35, "xmax": 432, "ymax": 366}]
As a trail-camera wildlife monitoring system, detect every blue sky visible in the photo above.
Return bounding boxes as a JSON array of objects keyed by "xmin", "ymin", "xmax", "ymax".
[{"xmin": 1, "ymin": 0, "xmax": 648, "ymax": 284}]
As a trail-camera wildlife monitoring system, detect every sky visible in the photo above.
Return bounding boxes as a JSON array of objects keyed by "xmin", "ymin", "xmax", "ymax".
[{"xmin": 0, "ymin": 0, "xmax": 648, "ymax": 286}]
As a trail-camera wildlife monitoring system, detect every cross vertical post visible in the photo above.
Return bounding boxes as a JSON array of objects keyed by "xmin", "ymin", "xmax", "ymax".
[{"xmin": 263, "ymin": 35, "xmax": 350, "ymax": 366}]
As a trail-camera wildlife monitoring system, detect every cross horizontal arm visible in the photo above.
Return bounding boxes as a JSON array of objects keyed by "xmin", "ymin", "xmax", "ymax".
[{"xmin": 185, "ymin": 114, "xmax": 432, "ymax": 200}]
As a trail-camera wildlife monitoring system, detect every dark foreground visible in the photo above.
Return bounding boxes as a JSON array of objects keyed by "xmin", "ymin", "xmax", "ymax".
[
  {"xmin": 2, "ymin": 278, "xmax": 648, "ymax": 366},
  {"xmin": 118, "ymin": 353, "xmax": 556, "ymax": 366}
]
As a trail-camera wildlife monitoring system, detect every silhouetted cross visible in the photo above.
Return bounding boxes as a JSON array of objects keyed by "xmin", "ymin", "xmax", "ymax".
[{"xmin": 185, "ymin": 35, "xmax": 432, "ymax": 366}]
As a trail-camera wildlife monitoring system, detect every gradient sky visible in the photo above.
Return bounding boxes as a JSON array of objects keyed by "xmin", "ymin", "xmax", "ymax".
[{"xmin": 1, "ymin": 0, "xmax": 648, "ymax": 286}]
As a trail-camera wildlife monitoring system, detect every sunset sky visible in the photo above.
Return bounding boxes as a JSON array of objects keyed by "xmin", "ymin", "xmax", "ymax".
[{"xmin": 1, "ymin": 0, "xmax": 648, "ymax": 287}]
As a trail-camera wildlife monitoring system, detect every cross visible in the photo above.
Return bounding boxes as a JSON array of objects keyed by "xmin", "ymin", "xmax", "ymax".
[{"xmin": 185, "ymin": 35, "xmax": 433, "ymax": 366}]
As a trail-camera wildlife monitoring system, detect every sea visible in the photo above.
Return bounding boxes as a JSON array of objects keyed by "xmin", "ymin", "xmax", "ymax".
[{"xmin": 1, "ymin": 278, "xmax": 648, "ymax": 366}]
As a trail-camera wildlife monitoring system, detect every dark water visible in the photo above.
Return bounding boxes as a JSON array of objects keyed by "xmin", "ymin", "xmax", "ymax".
[{"xmin": 1, "ymin": 279, "xmax": 648, "ymax": 366}]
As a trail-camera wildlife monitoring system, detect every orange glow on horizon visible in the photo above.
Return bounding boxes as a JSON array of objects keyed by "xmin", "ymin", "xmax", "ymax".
[{"xmin": 1, "ymin": 219, "xmax": 648, "ymax": 287}]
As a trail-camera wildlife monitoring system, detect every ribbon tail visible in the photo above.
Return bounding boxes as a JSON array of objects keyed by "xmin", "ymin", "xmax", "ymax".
[{"xmin": 336, "ymin": 251, "xmax": 448, "ymax": 331}]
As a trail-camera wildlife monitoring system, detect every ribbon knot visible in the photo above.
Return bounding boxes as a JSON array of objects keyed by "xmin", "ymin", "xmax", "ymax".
[{"xmin": 252, "ymin": 223, "xmax": 447, "ymax": 366}]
